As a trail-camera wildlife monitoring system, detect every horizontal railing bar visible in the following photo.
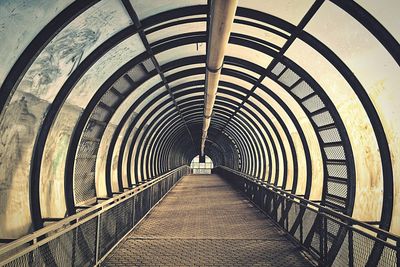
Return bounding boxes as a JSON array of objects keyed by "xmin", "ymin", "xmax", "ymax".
[
  {"xmin": 220, "ymin": 166, "xmax": 400, "ymax": 242},
  {"xmin": 0, "ymin": 165, "xmax": 187, "ymax": 257}
]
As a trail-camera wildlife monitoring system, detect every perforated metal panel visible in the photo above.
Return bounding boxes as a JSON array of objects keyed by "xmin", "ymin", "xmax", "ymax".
[
  {"xmin": 327, "ymin": 164, "xmax": 347, "ymax": 179},
  {"xmin": 127, "ymin": 64, "xmax": 147, "ymax": 82},
  {"xmin": 271, "ymin": 62, "xmax": 286, "ymax": 76},
  {"xmin": 92, "ymin": 106, "xmax": 111, "ymax": 121},
  {"xmin": 291, "ymin": 81, "xmax": 314, "ymax": 99},
  {"xmin": 327, "ymin": 181, "xmax": 348, "ymax": 200},
  {"xmin": 324, "ymin": 146, "xmax": 346, "ymax": 161},
  {"xmin": 302, "ymin": 95, "xmax": 325, "ymax": 113},
  {"xmin": 114, "ymin": 76, "xmax": 132, "ymax": 94},
  {"xmin": 278, "ymin": 68, "xmax": 300, "ymax": 87},
  {"xmin": 319, "ymin": 128, "xmax": 341, "ymax": 143},
  {"xmin": 142, "ymin": 58, "xmax": 155, "ymax": 72},
  {"xmin": 101, "ymin": 90, "xmax": 120, "ymax": 107},
  {"xmin": 312, "ymin": 111, "xmax": 334, "ymax": 127}
]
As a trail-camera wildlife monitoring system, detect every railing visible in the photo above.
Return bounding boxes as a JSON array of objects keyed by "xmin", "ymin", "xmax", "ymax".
[
  {"xmin": 0, "ymin": 165, "xmax": 189, "ymax": 266},
  {"xmin": 215, "ymin": 166, "xmax": 400, "ymax": 267}
]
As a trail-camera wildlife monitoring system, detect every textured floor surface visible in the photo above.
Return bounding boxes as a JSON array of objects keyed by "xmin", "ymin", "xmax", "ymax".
[{"xmin": 102, "ymin": 174, "xmax": 313, "ymax": 267}]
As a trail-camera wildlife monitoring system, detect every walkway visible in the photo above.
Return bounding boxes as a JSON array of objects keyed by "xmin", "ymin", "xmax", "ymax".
[{"xmin": 102, "ymin": 174, "xmax": 313, "ymax": 266}]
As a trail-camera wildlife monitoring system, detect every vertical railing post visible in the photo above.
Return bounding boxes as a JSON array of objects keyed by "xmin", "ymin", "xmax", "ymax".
[
  {"xmin": 300, "ymin": 208, "xmax": 303, "ymax": 244},
  {"xmin": 281, "ymin": 197, "xmax": 285, "ymax": 228},
  {"xmin": 323, "ymin": 215, "xmax": 328, "ymax": 265},
  {"xmin": 319, "ymin": 214, "xmax": 324, "ymax": 265},
  {"xmin": 349, "ymin": 224, "xmax": 354, "ymax": 267},
  {"xmin": 95, "ymin": 214, "xmax": 101, "ymax": 265},
  {"xmin": 285, "ymin": 199, "xmax": 289, "ymax": 231},
  {"xmin": 132, "ymin": 194, "xmax": 136, "ymax": 227}
]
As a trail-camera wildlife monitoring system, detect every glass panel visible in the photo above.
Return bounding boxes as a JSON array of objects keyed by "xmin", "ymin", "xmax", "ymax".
[
  {"xmin": 147, "ymin": 21, "xmax": 206, "ymax": 45},
  {"xmin": 219, "ymin": 85, "xmax": 247, "ymax": 97},
  {"xmin": 285, "ymin": 39, "xmax": 383, "ymax": 223},
  {"xmin": 164, "ymin": 63, "xmax": 205, "ymax": 77},
  {"xmin": 230, "ymin": 114, "xmax": 259, "ymax": 176},
  {"xmin": 224, "ymin": 63, "xmax": 259, "ymax": 80},
  {"xmin": 232, "ymin": 21, "xmax": 286, "ymax": 48},
  {"xmin": 96, "ymin": 123, "xmax": 116, "ymax": 197},
  {"xmin": 176, "ymin": 91, "xmax": 202, "ymax": 101},
  {"xmin": 260, "ymin": 78, "xmax": 323, "ymax": 199},
  {"xmin": 220, "ymin": 74, "xmax": 253, "ymax": 91},
  {"xmin": 168, "ymin": 74, "xmax": 205, "ymax": 89},
  {"xmin": 306, "ymin": 1, "xmax": 400, "ymax": 233},
  {"xmin": 155, "ymin": 43, "xmax": 206, "ymax": 67},
  {"xmin": 129, "ymin": 94, "xmax": 172, "ymax": 183},
  {"xmin": 40, "ymin": 34, "xmax": 145, "ymax": 217},
  {"xmin": 238, "ymin": 0, "xmax": 315, "ymax": 25},
  {"xmin": 243, "ymin": 99, "xmax": 282, "ymax": 185},
  {"xmin": 354, "ymin": 0, "xmax": 400, "ymax": 41},
  {"xmin": 225, "ymin": 43, "xmax": 273, "ymax": 69},
  {"xmin": 0, "ymin": 0, "xmax": 132, "ymax": 237},
  {"xmin": 131, "ymin": 0, "xmax": 206, "ymax": 20},
  {"xmin": 110, "ymin": 76, "xmax": 163, "ymax": 125},
  {"xmin": 0, "ymin": 0, "xmax": 74, "ymax": 87},
  {"xmin": 148, "ymin": 114, "xmax": 180, "ymax": 177}
]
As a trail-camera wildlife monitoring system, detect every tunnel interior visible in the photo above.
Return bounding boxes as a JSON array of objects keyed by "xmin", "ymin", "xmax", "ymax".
[{"xmin": 0, "ymin": 0, "xmax": 399, "ymax": 263}]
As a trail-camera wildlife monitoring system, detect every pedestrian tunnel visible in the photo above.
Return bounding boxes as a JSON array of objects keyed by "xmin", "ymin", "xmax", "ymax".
[{"xmin": 0, "ymin": 0, "xmax": 399, "ymax": 266}]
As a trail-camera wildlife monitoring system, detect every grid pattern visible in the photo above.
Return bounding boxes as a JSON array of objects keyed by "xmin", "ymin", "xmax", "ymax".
[{"xmin": 103, "ymin": 174, "xmax": 313, "ymax": 267}]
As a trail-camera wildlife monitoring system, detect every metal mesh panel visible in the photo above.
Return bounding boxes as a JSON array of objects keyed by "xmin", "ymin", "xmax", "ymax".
[
  {"xmin": 114, "ymin": 76, "xmax": 132, "ymax": 94},
  {"xmin": 327, "ymin": 164, "xmax": 347, "ymax": 179},
  {"xmin": 312, "ymin": 111, "xmax": 334, "ymax": 127},
  {"xmin": 2, "ymin": 168, "xmax": 187, "ymax": 266},
  {"xmin": 74, "ymin": 169, "xmax": 96, "ymax": 204},
  {"xmin": 5, "ymin": 231, "xmax": 74, "ymax": 266},
  {"xmin": 303, "ymin": 208, "xmax": 317, "ymax": 238},
  {"xmin": 142, "ymin": 58, "xmax": 155, "ymax": 72},
  {"xmin": 72, "ymin": 218, "xmax": 97, "ymax": 266},
  {"xmin": 127, "ymin": 65, "xmax": 147, "ymax": 82},
  {"xmin": 332, "ymin": 232, "xmax": 349, "ymax": 267},
  {"xmin": 113, "ymin": 199, "xmax": 134, "ymax": 240},
  {"xmin": 310, "ymin": 228, "xmax": 321, "ymax": 253},
  {"xmin": 271, "ymin": 62, "xmax": 285, "ymax": 76},
  {"xmin": 101, "ymin": 90, "xmax": 120, "ymax": 108},
  {"xmin": 276, "ymin": 200, "xmax": 282, "ymax": 222},
  {"xmin": 134, "ymin": 191, "xmax": 144, "ymax": 223},
  {"xmin": 294, "ymin": 223, "xmax": 301, "ymax": 242},
  {"xmin": 326, "ymin": 218, "xmax": 340, "ymax": 241},
  {"xmin": 92, "ymin": 106, "xmax": 110, "ymax": 121},
  {"xmin": 302, "ymin": 95, "xmax": 325, "ymax": 113},
  {"xmin": 84, "ymin": 122, "xmax": 103, "ymax": 140},
  {"xmin": 324, "ymin": 146, "xmax": 346, "ymax": 161},
  {"xmin": 287, "ymin": 202, "xmax": 298, "ymax": 231},
  {"xmin": 319, "ymin": 128, "xmax": 341, "ymax": 143},
  {"xmin": 377, "ymin": 246, "xmax": 398, "ymax": 267},
  {"xmin": 99, "ymin": 208, "xmax": 118, "ymax": 258},
  {"xmin": 327, "ymin": 181, "xmax": 348, "ymax": 199},
  {"xmin": 325, "ymin": 195, "xmax": 346, "ymax": 208},
  {"xmin": 278, "ymin": 68, "xmax": 300, "ymax": 87},
  {"xmin": 77, "ymin": 140, "xmax": 98, "ymax": 157},
  {"xmin": 291, "ymin": 81, "xmax": 314, "ymax": 99},
  {"xmin": 352, "ymin": 231, "xmax": 375, "ymax": 266}
]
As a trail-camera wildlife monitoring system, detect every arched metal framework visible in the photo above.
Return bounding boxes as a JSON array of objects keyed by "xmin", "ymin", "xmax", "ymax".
[{"xmin": 0, "ymin": 1, "xmax": 399, "ymax": 264}]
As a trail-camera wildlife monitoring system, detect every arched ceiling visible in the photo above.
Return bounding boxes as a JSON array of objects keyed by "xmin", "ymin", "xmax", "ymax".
[{"xmin": 0, "ymin": 0, "xmax": 399, "ymax": 241}]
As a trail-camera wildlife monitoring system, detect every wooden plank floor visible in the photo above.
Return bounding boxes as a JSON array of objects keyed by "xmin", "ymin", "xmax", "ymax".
[{"xmin": 102, "ymin": 174, "xmax": 313, "ymax": 267}]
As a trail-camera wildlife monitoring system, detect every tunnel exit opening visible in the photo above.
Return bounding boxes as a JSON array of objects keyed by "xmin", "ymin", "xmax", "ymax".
[{"xmin": 190, "ymin": 155, "xmax": 214, "ymax": 174}]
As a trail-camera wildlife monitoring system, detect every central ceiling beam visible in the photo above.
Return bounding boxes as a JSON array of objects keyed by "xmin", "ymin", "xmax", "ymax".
[{"xmin": 201, "ymin": 0, "xmax": 238, "ymax": 156}]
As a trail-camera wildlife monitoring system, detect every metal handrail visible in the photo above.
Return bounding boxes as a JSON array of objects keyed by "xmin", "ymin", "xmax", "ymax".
[
  {"xmin": 0, "ymin": 165, "xmax": 188, "ymax": 259},
  {"xmin": 219, "ymin": 166, "xmax": 400, "ymax": 244}
]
